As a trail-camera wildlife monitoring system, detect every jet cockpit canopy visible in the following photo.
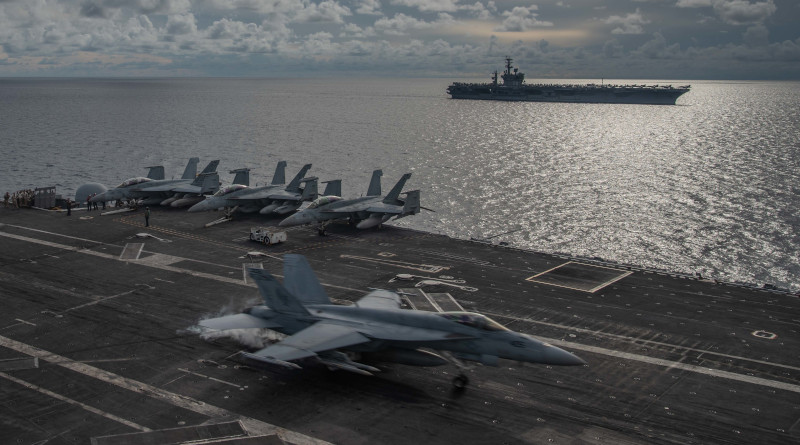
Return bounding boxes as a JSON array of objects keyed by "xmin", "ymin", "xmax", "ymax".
[
  {"xmin": 437, "ymin": 312, "xmax": 509, "ymax": 331},
  {"xmin": 116, "ymin": 177, "xmax": 152, "ymax": 188},
  {"xmin": 308, "ymin": 195, "xmax": 342, "ymax": 209},
  {"xmin": 213, "ymin": 184, "xmax": 248, "ymax": 197}
]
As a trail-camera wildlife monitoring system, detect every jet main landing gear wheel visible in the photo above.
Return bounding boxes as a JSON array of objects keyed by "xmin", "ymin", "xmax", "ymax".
[{"xmin": 452, "ymin": 374, "xmax": 469, "ymax": 390}]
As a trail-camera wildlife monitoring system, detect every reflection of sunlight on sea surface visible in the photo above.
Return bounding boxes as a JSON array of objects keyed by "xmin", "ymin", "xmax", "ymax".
[{"xmin": 1, "ymin": 78, "xmax": 798, "ymax": 290}]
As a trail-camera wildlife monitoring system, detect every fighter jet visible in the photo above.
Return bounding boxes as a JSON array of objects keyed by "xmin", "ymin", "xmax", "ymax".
[
  {"xmin": 279, "ymin": 170, "xmax": 421, "ymax": 235},
  {"xmin": 166, "ymin": 168, "xmax": 251, "ymax": 208},
  {"xmin": 197, "ymin": 255, "xmax": 585, "ymax": 389},
  {"xmin": 90, "ymin": 158, "xmax": 219, "ymax": 205},
  {"xmin": 187, "ymin": 162, "xmax": 315, "ymax": 214}
]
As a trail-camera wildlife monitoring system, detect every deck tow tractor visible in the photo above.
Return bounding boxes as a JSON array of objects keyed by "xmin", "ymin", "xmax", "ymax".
[{"xmin": 249, "ymin": 227, "xmax": 287, "ymax": 246}]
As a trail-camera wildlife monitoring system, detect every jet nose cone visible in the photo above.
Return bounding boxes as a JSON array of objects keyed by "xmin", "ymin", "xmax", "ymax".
[
  {"xmin": 542, "ymin": 345, "xmax": 585, "ymax": 366},
  {"xmin": 187, "ymin": 202, "xmax": 206, "ymax": 213},
  {"xmin": 278, "ymin": 215, "xmax": 297, "ymax": 227}
]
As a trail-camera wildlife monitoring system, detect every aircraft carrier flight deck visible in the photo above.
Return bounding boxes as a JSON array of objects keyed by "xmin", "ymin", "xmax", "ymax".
[{"xmin": 0, "ymin": 206, "xmax": 797, "ymax": 445}]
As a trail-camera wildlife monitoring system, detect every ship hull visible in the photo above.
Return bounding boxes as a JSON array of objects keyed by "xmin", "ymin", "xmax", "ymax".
[{"xmin": 447, "ymin": 86, "xmax": 688, "ymax": 105}]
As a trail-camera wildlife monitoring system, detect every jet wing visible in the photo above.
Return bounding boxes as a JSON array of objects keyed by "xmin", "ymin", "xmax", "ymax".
[
  {"xmin": 135, "ymin": 182, "xmax": 186, "ymax": 192},
  {"xmin": 354, "ymin": 290, "xmax": 402, "ymax": 310},
  {"xmin": 364, "ymin": 202, "xmax": 403, "ymax": 214},
  {"xmin": 228, "ymin": 188, "xmax": 278, "ymax": 201},
  {"xmin": 318, "ymin": 202, "xmax": 371, "ymax": 214},
  {"xmin": 266, "ymin": 191, "xmax": 301, "ymax": 201},
  {"xmin": 170, "ymin": 185, "xmax": 202, "ymax": 194},
  {"xmin": 197, "ymin": 313, "xmax": 282, "ymax": 330},
  {"xmin": 244, "ymin": 321, "xmax": 371, "ymax": 365}
]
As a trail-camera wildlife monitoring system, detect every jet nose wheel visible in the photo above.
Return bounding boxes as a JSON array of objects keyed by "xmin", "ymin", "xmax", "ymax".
[{"xmin": 452, "ymin": 375, "xmax": 469, "ymax": 389}]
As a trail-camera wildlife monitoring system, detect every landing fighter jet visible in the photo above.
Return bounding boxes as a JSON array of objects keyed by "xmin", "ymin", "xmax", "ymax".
[
  {"xmin": 90, "ymin": 158, "xmax": 220, "ymax": 205},
  {"xmin": 279, "ymin": 170, "xmax": 421, "ymax": 235},
  {"xmin": 187, "ymin": 162, "xmax": 315, "ymax": 214},
  {"xmin": 197, "ymin": 255, "xmax": 585, "ymax": 389}
]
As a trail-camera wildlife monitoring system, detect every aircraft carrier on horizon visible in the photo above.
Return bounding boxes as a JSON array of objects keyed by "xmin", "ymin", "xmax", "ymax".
[
  {"xmin": 0, "ymin": 205, "xmax": 797, "ymax": 444},
  {"xmin": 447, "ymin": 57, "xmax": 690, "ymax": 105}
]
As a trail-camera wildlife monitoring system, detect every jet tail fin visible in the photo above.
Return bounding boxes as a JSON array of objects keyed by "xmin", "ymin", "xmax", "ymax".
[
  {"xmin": 146, "ymin": 166, "xmax": 165, "ymax": 180},
  {"xmin": 199, "ymin": 160, "xmax": 220, "ymax": 175},
  {"xmin": 181, "ymin": 157, "xmax": 200, "ymax": 179},
  {"xmin": 322, "ymin": 179, "xmax": 341, "ymax": 197},
  {"xmin": 230, "ymin": 168, "xmax": 251, "ymax": 186},
  {"xmin": 248, "ymin": 268, "xmax": 310, "ymax": 315},
  {"xmin": 286, "ymin": 164, "xmax": 312, "ymax": 192},
  {"xmin": 383, "ymin": 173, "xmax": 411, "ymax": 204},
  {"xmin": 300, "ymin": 177, "xmax": 318, "ymax": 201},
  {"xmin": 271, "ymin": 161, "xmax": 288, "ymax": 185},
  {"xmin": 366, "ymin": 170, "xmax": 382, "ymax": 196},
  {"xmin": 193, "ymin": 172, "xmax": 220, "ymax": 194},
  {"xmin": 400, "ymin": 190, "xmax": 421, "ymax": 217},
  {"xmin": 282, "ymin": 255, "xmax": 331, "ymax": 305}
]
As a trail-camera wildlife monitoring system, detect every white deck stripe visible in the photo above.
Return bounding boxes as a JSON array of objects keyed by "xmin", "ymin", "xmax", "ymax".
[
  {"xmin": 0, "ymin": 229, "xmax": 366, "ymax": 294},
  {"xmin": 539, "ymin": 336, "xmax": 800, "ymax": 394},
  {"xmin": 0, "ymin": 371, "xmax": 151, "ymax": 432},
  {"xmin": 0, "ymin": 335, "xmax": 330, "ymax": 445}
]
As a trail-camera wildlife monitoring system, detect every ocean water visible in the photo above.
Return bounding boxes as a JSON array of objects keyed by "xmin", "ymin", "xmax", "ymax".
[{"xmin": 1, "ymin": 77, "xmax": 799, "ymax": 291}]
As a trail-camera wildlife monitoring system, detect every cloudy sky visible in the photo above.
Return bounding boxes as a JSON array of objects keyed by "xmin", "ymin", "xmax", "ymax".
[{"xmin": 0, "ymin": 0, "xmax": 798, "ymax": 79}]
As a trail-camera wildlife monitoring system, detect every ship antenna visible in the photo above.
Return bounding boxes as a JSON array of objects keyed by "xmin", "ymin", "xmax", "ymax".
[{"xmin": 505, "ymin": 56, "xmax": 513, "ymax": 75}]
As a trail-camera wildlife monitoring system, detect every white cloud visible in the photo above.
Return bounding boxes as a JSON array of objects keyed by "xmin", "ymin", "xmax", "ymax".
[
  {"xmin": 494, "ymin": 6, "xmax": 553, "ymax": 32},
  {"xmin": 166, "ymin": 12, "xmax": 197, "ymax": 35},
  {"xmin": 635, "ymin": 32, "xmax": 682, "ymax": 58},
  {"xmin": 676, "ymin": 0, "xmax": 713, "ymax": 6},
  {"xmin": 374, "ymin": 12, "xmax": 455, "ymax": 36},
  {"xmin": 713, "ymin": 0, "xmax": 775, "ymax": 25},
  {"xmin": 294, "ymin": 0, "xmax": 352, "ymax": 23},
  {"xmin": 676, "ymin": 0, "xmax": 776, "ymax": 25},
  {"xmin": 101, "ymin": 0, "xmax": 192, "ymax": 15},
  {"xmin": 390, "ymin": 0, "xmax": 459, "ymax": 13},
  {"xmin": 339, "ymin": 22, "xmax": 376, "ymax": 38},
  {"xmin": 605, "ymin": 8, "xmax": 650, "ymax": 35},
  {"xmin": 353, "ymin": 0, "xmax": 382, "ymax": 15},
  {"xmin": 460, "ymin": 2, "xmax": 493, "ymax": 20}
]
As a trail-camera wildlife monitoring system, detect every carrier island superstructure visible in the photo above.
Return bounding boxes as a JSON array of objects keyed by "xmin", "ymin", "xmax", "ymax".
[{"xmin": 447, "ymin": 57, "xmax": 690, "ymax": 105}]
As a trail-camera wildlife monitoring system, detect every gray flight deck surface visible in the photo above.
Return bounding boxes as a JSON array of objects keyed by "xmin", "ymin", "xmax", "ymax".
[{"xmin": 0, "ymin": 206, "xmax": 797, "ymax": 445}]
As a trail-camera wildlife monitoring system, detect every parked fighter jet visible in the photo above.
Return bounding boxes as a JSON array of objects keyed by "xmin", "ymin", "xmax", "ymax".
[
  {"xmin": 167, "ymin": 168, "xmax": 251, "ymax": 208},
  {"xmin": 197, "ymin": 255, "xmax": 585, "ymax": 389},
  {"xmin": 187, "ymin": 163, "xmax": 315, "ymax": 214},
  {"xmin": 279, "ymin": 170, "xmax": 420, "ymax": 235},
  {"xmin": 90, "ymin": 158, "xmax": 219, "ymax": 204}
]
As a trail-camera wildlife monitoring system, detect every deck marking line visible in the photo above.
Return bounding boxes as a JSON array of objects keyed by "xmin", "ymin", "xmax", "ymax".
[
  {"xmin": 538, "ymin": 336, "xmax": 800, "ymax": 394},
  {"xmin": 64, "ymin": 290, "xmax": 137, "ymax": 312},
  {"xmin": 177, "ymin": 368, "xmax": 243, "ymax": 389},
  {"xmin": 0, "ymin": 230, "xmax": 366, "ymax": 294},
  {"xmin": 0, "ymin": 371, "xmax": 151, "ymax": 432},
  {"xmin": 0, "ymin": 334, "xmax": 330, "ymax": 445},
  {"xmin": 491, "ymin": 312, "xmax": 800, "ymax": 373}
]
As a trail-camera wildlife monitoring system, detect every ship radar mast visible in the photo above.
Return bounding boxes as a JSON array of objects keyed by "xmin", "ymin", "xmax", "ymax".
[{"xmin": 501, "ymin": 56, "xmax": 525, "ymax": 87}]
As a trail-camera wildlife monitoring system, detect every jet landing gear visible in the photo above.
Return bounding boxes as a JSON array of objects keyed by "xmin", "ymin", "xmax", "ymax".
[
  {"xmin": 316, "ymin": 222, "xmax": 329, "ymax": 236},
  {"xmin": 452, "ymin": 374, "xmax": 469, "ymax": 390},
  {"xmin": 442, "ymin": 352, "xmax": 472, "ymax": 390}
]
